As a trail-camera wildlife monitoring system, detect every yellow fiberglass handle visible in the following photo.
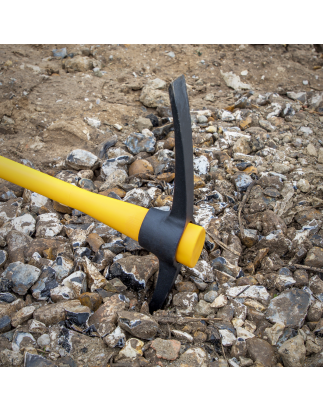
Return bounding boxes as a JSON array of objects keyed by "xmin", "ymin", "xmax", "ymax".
[{"xmin": 0, "ymin": 155, "xmax": 205, "ymax": 267}]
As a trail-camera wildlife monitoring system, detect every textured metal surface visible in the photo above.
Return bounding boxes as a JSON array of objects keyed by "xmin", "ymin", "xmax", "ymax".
[{"xmin": 139, "ymin": 75, "xmax": 194, "ymax": 312}]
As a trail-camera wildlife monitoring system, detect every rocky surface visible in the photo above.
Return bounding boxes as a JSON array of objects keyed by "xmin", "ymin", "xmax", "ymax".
[{"xmin": 1, "ymin": 44, "xmax": 323, "ymax": 366}]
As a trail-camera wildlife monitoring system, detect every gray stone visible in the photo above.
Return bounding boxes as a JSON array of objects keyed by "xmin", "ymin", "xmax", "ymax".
[
  {"xmin": 140, "ymin": 84, "xmax": 170, "ymax": 108},
  {"xmin": 125, "ymin": 132, "xmax": 156, "ymax": 155},
  {"xmin": 135, "ymin": 117, "xmax": 153, "ymax": 132},
  {"xmin": 1, "ymin": 262, "xmax": 41, "ymax": 295},
  {"xmin": 232, "ymin": 173, "xmax": 253, "ymax": 192},
  {"xmin": 194, "ymin": 300, "xmax": 215, "ymax": 317},
  {"xmin": 278, "ymin": 335, "xmax": 306, "ymax": 367},
  {"xmin": 109, "ymin": 255, "xmax": 158, "ymax": 291},
  {"xmin": 123, "ymin": 188, "xmax": 151, "ymax": 208},
  {"xmin": 305, "ymin": 248, "xmax": 323, "ymax": 269},
  {"xmin": 118, "ymin": 310, "xmax": 159, "ymax": 340},
  {"xmin": 24, "ymin": 352, "xmax": 56, "ymax": 367},
  {"xmin": 0, "ymin": 349, "xmax": 23, "ymax": 366},
  {"xmin": 0, "ymin": 250, "xmax": 7, "ymax": 268},
  {"xmin": 0, "ymin": 315, "xmax": 11, "ymax": 333},
  {"xmin": 66, "ymin": 149, "xmax": 100, "ymax": 170},
  {"xmin": 246, "ymin": 337, "xmax": 276, "ymax": 367},
  {"xmin": 266, "ymin": 289, "xmax": 311, "ymax": 328},
  {"xmin": 99, "ymin": 169, "xmax": 128, "ymax": 191},
  {"xmin": 31, "ymin": 266, "xmax": 58, "ymax": 301}
]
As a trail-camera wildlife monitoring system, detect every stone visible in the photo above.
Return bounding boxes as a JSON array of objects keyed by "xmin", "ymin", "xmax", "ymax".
[
  {"xmin": 233, "ymin": 137, "xmax": 251, "ymax": 155},
  {"xmin": 204, "ymin": 290, "xmax": 218, "ymax": 303},
  {"xmin": 11, "ymin": 306, "xmax": 36, "ymax": 328},
  {"xmin": 11, "ymin": 214, "xmax": 36, "ymax": 236},
  {"xmin": 50, "ymin": 285, "xmax": 75, "ymax": 302},
  {"xmin": 109, "ymin": 255, "xmax": 158, "ymax": 291},
  {"xmin": 313, "ymin": 318, "xmax": 323, "ymax": 337},
  {"xmin": 1, "ymin": 262, "xmax": 41, "ymax": 295},
  {"xmin": 65, "ymin": 304, "xmax": 91, "ymax": 326},
  {"xmin": 307, "ymin": 299, "xmax": 323, "ymax": 322},
  {"xmin": 0, "ymin": 315, "xmax": 11, "ymax": 333},
  {"xmin": 307, "ymin": 143, "xmax": 318, "ymax": 157},
  {"xmin": 173, "ymin": 292, "xmax": 198, "ymax": 314},
  {"xmin": 246, "ymin": 337, "xmax": 276, "ymax": 367},
  {"xmin": 53, "ymin": 201, "xmax": 73, "ymax": 214},
  {"xmin": 305, "ymin": 351, "xmax": 323, "ymax": 367},
  {"xmin": 135, "ymin": 117, "xmax": 153, "ymax": 132},
  {"xmin": 221, "ymin": 71, "xmax": 251, "ymax": 91},
  {"xmin": 51, "ymin": 256, "xmax": 74, "ymax": 282},
  {"xmin": 118, "ymin": 310, "xmax": 159, "ymax": 340},
  {"xmin": 210, "ymin": 294, "xmax": 228, "ymax": 308},
  {"xmin": 33, "ymin": 300, "xmax": 81, "ymax": 326},
  {"xmin": 0, "ymin": 292, "xmax": 15, "ymax": 303},
  {"xmin": 31, "ymin": 266, "xmax": 58, "ymax": 300},
  {"xmin": 116, "ymin": 338, "xmax": 144, "ymax": 360},
  {"xmin": 63, "ymin": 55, "xmax": 94, "ymax": 72},
  {"xmin": 99, "ymin": 169, "xmax": 128, "ymax": 191},
  {"xmin": 123, "ymin": 188, "xmax": 151, "ymax": 207},
  {"xmin": 278, "ymin": 335, "xmax": 306, "ymax": 367},
  {"xmin": 125, "ymin": 132, "xmax": 156, "ymax": 155},
  {"xmin": 176, "ymin": 347, "xmax": 208, "ymax": 367},
  {"xmin": 80, "ymin": 256, "xmax": 108, "ymax": 291},
  {"xmin": 305, "ymin": 248, "xmax": 323, "ymax": 268},
  {"xmin": 219, "ymin": 329, "xmax": 236, "ymax": 346},
  {"xmin": 88, "ymin": 294, "xmax": 127, "ymax": 337},
  {"xmin": 187, "ymin": 260, "xmax": 214, "ymax": 283},
  {"xmin": 0, "ymin": 349, "xmax": 23, "ymax": 367},
  {"xmin": 318, "ymin": 148, "xmax": 323, "ymax": 164},
  {"xmin": 62, "ymin": 271, "xmax": 87, "ymax": 297},
  {"xmin": 103, "ymin": 326, "xmax": 126, "ymax": 348},
  {"xmin": 194, "ymin": 300, "xmax": 215, "ymax": 317},
  {"xmin": 86, "ymin": 232, "xmax": 104, "ymax": 252},
  {"xmin": 78, "ymin": 292, "xmax": 102, "ymax": 311},
  {"xmin": 101, "ymin": 237, "xmax": 124, "ymax": 254},
  {"xmin": 37, "ymin": 334, "xmax": 50, "ymax": 347},
  {"xmin": 36, "ymin": 213, "xmax": 63, "ymax": 238},
  {"xmin": 266, "ymin": 289, "xmax": 311, "ymax": 328},
  {"xmin": 231, "ymin": 337, "xmax": 247, "ymax": 358},
  {"xmin": 264, "ymin": 322, "xmax": 285, "ymax": 345},
  {"xmin": 66, "ymin": 149, "xmax": 99, "ymax": 170},
  {"xmin": 24, "ymin": 191, "xmax": 51, "ymax": 214},
  {"xmin": 226, "ymin": 286, "xmax": 270, "ymax": 305},
  {"xmin": 24, "ymin": 352, "xmax": 56, "ymax": 367},
  {"xmin": 140, "ymin": 83, "xmax": 170, "ymax": 108},
  {"xmin": 12, "ymin": 330, "xmax": 36, "ymax": 352},
  {"xmin": 298, "ymin": 179, "xmax": 310, "ymax": 193},
  {"xmin": 241, "ymin": 229, "xmax": 259, "ymax": 247},
  {"xmin": 0, "ymin": 250, "xmax": 7, "ymax": 268},
  {"xmin": 232, "ymin": 173, "xmax": 253, "ymax": 192},
  {"xmin": 150, "ymin": 338, "xmax": 181, "ymax": 361}
]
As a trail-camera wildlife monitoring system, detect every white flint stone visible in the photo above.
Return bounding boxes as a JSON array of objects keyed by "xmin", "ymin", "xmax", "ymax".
[
  {"xmin": 36, "ymin": 213, "xmax": 63, "ymax": 237},
  {"xmin": 11, "ymin": 214, "xmax": 36, "ymax": 236},
  {"xmin": 219, "ymin": 329, "xmax": 236, "ymax": 346}
]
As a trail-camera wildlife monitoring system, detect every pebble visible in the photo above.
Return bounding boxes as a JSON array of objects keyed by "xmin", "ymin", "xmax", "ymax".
[
  {"xmin": 2, "ymin": 263, "xmax": 41, "ymax": 295},
  {"xmin": 125, "ymin": 132, "xmax": 156, "ymax": 155},
  {"xmin": 278, "ymin": 335, "xmax": 306, "ymax": 367},
  {"xmin": 150, "ymin": 338, "xmax": 181, "ymax": 361},
  {"xmin": 266, "ymin": 289, "xmax": 311, "ymax": 328},
  {"xmin": 118, "ymin": 311, "xmax": 159, "ymax": 339},
  {"xmin": 66, "ymin": 149, "xmax": 100, "ymax": 170}
]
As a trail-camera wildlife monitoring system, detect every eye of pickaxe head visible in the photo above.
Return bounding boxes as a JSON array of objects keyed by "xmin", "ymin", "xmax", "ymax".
[{"xmin": 138, "ymin": 75, "xmax": 196, "ymax": 313}]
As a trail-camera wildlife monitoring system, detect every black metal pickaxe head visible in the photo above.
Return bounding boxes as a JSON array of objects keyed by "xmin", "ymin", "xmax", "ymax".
[{"xmin": 138, "ymin": 75, "xmax": 196, "ymax": 312}]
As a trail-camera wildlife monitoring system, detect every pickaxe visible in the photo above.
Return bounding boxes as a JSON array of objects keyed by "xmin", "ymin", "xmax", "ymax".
[{"xmin": 0, "ymin": 75, "xmax": 205, "ymax": 312}]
